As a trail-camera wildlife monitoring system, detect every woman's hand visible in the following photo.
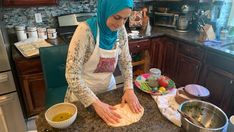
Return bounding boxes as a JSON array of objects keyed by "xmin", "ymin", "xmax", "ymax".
[
  {"xmin": 121, "ymin": 89, "xmax": 142, "ymax": 113},
  {"xmin": 92, "ymin": 99, "xmax": 121, "ymax": 124}
]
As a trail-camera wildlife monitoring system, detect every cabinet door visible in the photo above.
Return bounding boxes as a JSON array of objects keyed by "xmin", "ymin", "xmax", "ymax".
[
  {"xmin": 199, "ymin": 64, "xmax": 234, "ymax": 116},
  {"xmin": 160, "ymin": 38, "xmax": 177, "ymax": 79},
  {"xmin": 221, "ymin": 80, "xmax": 234, "ymax": 117},
  {"xmin": 150, "ymin": 38, "xmax": 163, "ymax": 68},
  {"xmin": 3, "ymin": 0, "xmax": 58, "ymax": 7},
  {"xmin": 20, "ymin": 73, "xmax": 45, "ymax": 117},
  {"xmin": 175, "ymin": 53, "xmax": 201, "ymax": 87}
]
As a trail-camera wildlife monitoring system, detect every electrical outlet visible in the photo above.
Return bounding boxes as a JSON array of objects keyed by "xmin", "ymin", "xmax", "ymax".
[{"xmin": 35, "ymin": 13, "xmax": 42, "ymax": 23}]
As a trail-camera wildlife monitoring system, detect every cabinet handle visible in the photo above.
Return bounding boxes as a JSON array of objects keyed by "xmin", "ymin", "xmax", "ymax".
[
  {"xmin": 137, "ymin": 45, "xmax": 140, "ymax": 48},
  {"xmin": 230, "ymin": 80, "xmax": 233, "ymax": 84}
]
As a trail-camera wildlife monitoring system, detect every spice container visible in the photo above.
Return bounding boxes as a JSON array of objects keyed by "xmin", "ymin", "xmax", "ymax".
[
  {"xmin": 27, "ymin": 27, "xmax": 38, "ymax": 38},
  {"xmin": 47, "ymin": 28, "xmax": 57, "ymax": 39},
  {"xmin": 37, "ymin": 27, "xmax": 47, "ymax": 39},
  {"xmin": 15, "ymin": 25, "xmax": 27, "ymax": 41},
  {"xmin": 149, "ymin": 68, "xmax": 161, "ymax": 79}
]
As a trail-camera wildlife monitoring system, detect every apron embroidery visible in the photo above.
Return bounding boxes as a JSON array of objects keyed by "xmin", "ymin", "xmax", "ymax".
[{"xmin": 94, "ymin": 57, "xmax": 116, "ymax": 73}]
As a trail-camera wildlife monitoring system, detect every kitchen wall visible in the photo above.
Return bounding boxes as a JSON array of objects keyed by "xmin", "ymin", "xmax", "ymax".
[{"xmin": 3, "ymin": 0, "xmax": 97, "ymax": 29}]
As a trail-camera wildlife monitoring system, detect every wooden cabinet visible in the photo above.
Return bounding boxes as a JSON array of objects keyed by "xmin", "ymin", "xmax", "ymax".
[
  {"xmin": 20, "ymin": 73, "xmax": 45, "ymax": 116},
  {"xmin": 3, "ymin": 0, "xmax": 58, "ymax": 7},
  {"xmin": 175, "ymin": 54, "xmax": 201, "ymax": 87},
  {"xmin": 11, "ymin": 38, "xmax": 64, "ymax": 117},
  {"xmin": 150, "ymin": 37, "xmax": 163, "ymax": 68},
  {"xmin": 174, "ymin": 42, "xmax": 204, "ymax": 87},
  {"xmin": 150, "ymin": 37, "xmax": 177, "ymax": 80},
  {"xmin": 129, "ymin": 39, "xmax": 150, "ymax": 78},
  {"xmin": 160, "ymin": 37, "xmax": 177, "ymax": 79},
  {"xmin": 199, "ymin": 51, "xmax": 234, "ymax": 117},
  {"xmin": 12, "ymin": 47, "xmax": 46, "ymax": 117}
]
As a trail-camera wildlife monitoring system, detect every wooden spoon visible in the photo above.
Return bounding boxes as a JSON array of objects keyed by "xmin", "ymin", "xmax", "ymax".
[{"xmin": 177, "ymin": 109, "xmax": 206, "ymax": 128}]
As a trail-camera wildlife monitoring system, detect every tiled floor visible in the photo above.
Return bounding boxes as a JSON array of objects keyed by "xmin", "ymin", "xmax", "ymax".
[{"xmin": 26, "ymin": 116, "xmax": 37, "ymax": 132}]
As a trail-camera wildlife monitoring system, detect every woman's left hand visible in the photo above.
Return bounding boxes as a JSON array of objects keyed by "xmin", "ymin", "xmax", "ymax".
[{"xmin": 121, "ymin": 89, "xmax": 142, "ymax": 113}]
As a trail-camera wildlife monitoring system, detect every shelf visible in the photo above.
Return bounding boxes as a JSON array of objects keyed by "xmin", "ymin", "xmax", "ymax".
[{"xmin": 132, "ymin": 60, "xmax": 146, "ymax": 66}]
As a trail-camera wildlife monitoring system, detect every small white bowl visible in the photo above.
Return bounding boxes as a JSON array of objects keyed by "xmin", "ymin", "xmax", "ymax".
[{"xmin": 45, "ymin": 102, "xmax": 77, "ymax": 129}]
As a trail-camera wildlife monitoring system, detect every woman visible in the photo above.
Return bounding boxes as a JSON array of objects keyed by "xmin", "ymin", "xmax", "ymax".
[{"xmin": 64, "ymin": 0, "xmax": 142, "ymax": 124}]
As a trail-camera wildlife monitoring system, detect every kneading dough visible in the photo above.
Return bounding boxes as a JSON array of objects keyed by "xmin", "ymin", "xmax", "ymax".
[{"xmin": 107, "ymin": 104, "xmax": 144, "ymax": 127}]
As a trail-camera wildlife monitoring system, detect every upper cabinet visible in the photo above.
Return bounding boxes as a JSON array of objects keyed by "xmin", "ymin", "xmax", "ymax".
[{"xmin": 3, "ymin": 0, "xmax": 58, "ymax": 7}]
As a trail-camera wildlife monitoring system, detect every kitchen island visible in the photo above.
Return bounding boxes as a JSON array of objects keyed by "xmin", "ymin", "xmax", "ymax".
[{"xmin": 35, "ymin": 87, "xmax": 182, "ymax": 132}]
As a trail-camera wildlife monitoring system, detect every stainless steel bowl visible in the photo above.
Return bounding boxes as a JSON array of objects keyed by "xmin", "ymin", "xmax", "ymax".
[{"xmin": 179, "ymin": 100, "xmax": 228, "ymax": 132}]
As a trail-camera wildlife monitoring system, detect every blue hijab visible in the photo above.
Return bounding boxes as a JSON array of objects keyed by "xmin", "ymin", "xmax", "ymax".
[{"xmin": 86, "ymin": 0, "xmax": 133, "ymax": 50}]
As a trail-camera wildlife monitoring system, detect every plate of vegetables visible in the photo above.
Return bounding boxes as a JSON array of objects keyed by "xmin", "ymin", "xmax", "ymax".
[{"xmin": 134, "ymin": 73, "xmax": 176, "ymax": 95}]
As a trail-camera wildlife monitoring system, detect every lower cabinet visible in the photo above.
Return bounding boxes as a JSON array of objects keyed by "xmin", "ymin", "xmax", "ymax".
[
  {"xmin": 160, "ymin": 37, "xmax": 177, "ymax": 79},
  {"xmin": 199, "ymin": 64, "xmax": 234, "ymax": 116},
  {"xmin": 151, "ymin": 36, "xmax": 234, "ymax": 116},
  {"xmin": 175, "ymin": 53, "xmax": 201, "ymax": 87},
  {"xmin": 150, "ymin": 37, "xmax": 177, "ymax": 80},
  {"xmin": 19, "ymin": 73, "xmax": 46, "ymax": 117}
]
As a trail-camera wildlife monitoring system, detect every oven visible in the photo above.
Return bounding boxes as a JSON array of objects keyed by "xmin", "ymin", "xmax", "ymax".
[
  {"xmin": 0, "ymin": 26, "xmax": 26, "ymax": 132},
  {"xmin": 154, "ymin": 12, "xmax": 178, "ymax": 28}
]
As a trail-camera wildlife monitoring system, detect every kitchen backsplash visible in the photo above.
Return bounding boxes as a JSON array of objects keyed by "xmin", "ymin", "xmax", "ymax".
[{"xmin": 3, "ymin": 0, "xmax": 97, "ymax": 29}]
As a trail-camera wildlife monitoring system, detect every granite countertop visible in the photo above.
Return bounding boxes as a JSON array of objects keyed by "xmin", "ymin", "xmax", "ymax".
[
  {"xmin": 128, "ymin": 26, "xmax": 234, "ymax": 58},
  {"xmin": 36, "ymin": 88, "xmax": 182, "ymax": 132}
]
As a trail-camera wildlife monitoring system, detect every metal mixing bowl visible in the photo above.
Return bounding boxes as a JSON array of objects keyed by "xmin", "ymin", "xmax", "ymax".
[{"xmin": 179, "ymin": 100, "xmax": 228, "ymax": 132}]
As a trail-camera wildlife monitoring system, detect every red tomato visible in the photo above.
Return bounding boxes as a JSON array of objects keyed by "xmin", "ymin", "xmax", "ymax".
[{"xmin": 158, "ymin": 76, "xmax": 169, "ymax": 87}]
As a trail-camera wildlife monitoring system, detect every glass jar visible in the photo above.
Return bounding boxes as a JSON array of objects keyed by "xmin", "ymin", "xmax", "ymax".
[
  {"xmin": 27, "ymin": 27, "xmax": 38, "ymax": 38},
  {"xmin": 15, "ymin": 25, "xmax": 27, "ymax": 41},
  {"xmin": 149, "ymin": 68, "xmax": 161, "ymax": 79},
  {"xmin": 37, "ymin": 27, "xmax": 47, "ymax": 39},
  {"xmin": 47, "ymin": 28, "xmax": 57, "ymax": 39},
  {"xmin": 220, "ymin": 29, "xmax": 228, "ymax": 40}
]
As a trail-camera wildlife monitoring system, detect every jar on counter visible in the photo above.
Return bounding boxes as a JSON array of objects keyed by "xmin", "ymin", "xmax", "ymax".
[
  {"xmin": 47, "ymin": 28, "xmax": 57, "ymax": 39},
  {"xmin": 220, "ymin": 28, "xmax": 228, "ymax": 41},
  {"xmin": 27, "ymin": 27, "xmax": 38, "ymax": 38},
  {"xmin": 37, "ymin": 27, "xmax": 47, "ymax": 39},
  {"xmin": 15, "ymin": 25, "xmax": 27, "ymax": 41}
]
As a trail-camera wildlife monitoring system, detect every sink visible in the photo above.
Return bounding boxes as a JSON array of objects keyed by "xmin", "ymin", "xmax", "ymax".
[{"xmin": 219, "ymin": 43, "xmax": 234, "ymax": 51}]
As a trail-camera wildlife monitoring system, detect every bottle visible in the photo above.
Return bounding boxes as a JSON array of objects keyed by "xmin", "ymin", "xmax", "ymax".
[
  {"xmin": 15, "ymin": 25, "xmax": 27, "ymax": 41},
  {"xmin": 27, "ymin": 27, "xmax": 38, "ymax": 38}
]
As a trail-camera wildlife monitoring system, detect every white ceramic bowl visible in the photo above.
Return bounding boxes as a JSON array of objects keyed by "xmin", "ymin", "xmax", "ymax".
[{"xmin": 45, "ymin": 102, "xmax": 77, "ymax": 129}]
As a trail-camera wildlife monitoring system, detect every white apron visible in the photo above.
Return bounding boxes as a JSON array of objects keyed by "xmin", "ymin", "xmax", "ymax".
[{"xmin": 70, "ymin": 25, "xmax": 120, "ymax": 101}]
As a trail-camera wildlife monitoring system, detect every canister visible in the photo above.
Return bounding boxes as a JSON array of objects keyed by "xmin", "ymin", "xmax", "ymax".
[
  {"xmin": 37, "ymin": 27, "xmax": 47, "ymax": 39},
  {"xmin": 47, "ymin": 28, "xmax": 57, "ymax": 39},
  {"xmin": 15, "ymin": 25, "xmax": 27, "ymax": 41},
  {"xmin": 27, "ymin": 27, "xmax": 38, "ymax": 38}
]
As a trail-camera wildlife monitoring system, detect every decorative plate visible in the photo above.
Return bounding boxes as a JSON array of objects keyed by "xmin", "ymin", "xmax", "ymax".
[{"xmin": 134, "ymin": 73, "xmax": 176, "ymax": 95}]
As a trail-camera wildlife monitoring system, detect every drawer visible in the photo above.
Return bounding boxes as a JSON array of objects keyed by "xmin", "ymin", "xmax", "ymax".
[
  {"xmin": 129, "ymin": 39, "xmax": 150, "ymax": 54},
  {"xmin": 15, "ymin": 58, "xmax": 43, "ymax": 75},
  {"xmin": 206, "ymin": 51, "xmax": 234, "ymax": 74},
  {"xmin": 178, "ymin": 42, "xmax": 204, "ymax": 60}
]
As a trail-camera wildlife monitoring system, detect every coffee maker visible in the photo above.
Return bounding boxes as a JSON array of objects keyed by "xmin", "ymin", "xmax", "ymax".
[{"xmin": 175, "ymin": 4, "xmax": 192, "ymax": 32}]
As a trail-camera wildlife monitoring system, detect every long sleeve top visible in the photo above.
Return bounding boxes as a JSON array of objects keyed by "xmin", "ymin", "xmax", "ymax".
[{"xmin": 64, "ymin": 22, "xmax": 133, "ymax": 107}]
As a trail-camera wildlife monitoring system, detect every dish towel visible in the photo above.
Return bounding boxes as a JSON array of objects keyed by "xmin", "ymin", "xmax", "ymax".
[{"xmin": 151, "ymin": 88, "xmax": 181, "ymax": 127}]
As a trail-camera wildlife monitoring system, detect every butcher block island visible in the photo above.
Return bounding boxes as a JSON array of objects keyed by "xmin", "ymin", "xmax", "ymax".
[{"xmin": 36, "ymin": 87, "xmax": 181, "ymax": 132}]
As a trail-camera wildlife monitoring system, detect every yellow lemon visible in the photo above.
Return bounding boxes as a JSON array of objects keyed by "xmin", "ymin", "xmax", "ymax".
[{"xmin": 159, "ymin": 87, "xmax": 166, "ymax": 92}]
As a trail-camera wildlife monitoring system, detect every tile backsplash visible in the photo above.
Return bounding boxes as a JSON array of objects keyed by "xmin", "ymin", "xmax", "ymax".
[{"xmin": 3, "ymin": 0, "xmax": 97, "ymax": 29}]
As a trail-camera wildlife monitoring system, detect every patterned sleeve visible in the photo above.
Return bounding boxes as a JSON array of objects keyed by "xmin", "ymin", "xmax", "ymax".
[
  {"xmin": 118, "ymin": 26, "xmax": 134, "ymax": 91},
  {"xmin": 64, "ymin": 22, "xmax": 98, "ymax": 107}
]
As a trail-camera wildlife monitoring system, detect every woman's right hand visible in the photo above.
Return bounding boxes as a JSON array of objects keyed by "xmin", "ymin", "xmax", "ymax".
[{"xmin": 92, "ymin": 99, "xmax": 121, "ymax": 124}]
